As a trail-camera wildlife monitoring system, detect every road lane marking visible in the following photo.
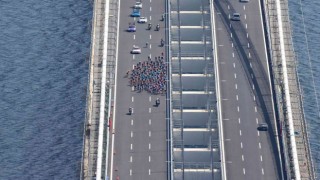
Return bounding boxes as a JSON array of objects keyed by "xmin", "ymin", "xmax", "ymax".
[
  {"xmin": 232, "ymin": 43, "xmax": 234, "ymax": 47},
  {"xmin": 132, "ymin": 86, "xmax": 134, "ymax": 91},
  {"xmin": 150, "ymin": 44, "xmax": 152, "ymax": 49},
  {"xmin": 130, "ymin": 143, "xmax": 133, "ymax": 150},
  {"xmin": 230, "ymin": 32, "xmax": 232, "ymax": 38},
  {"xmin": 228, "ymin": 5, "xmax": 230, "ymax": 10},
  {"xmin": 149, "ymin": 156, "xmax": 151, "ymax": 162},
  {"xmin": 149, "ymin": 119, "xmax": 151, "ymax": 125},
  {"xmin": 236, "ymin": 95, "xmax": 238, "ymax": 101},
  {"xmin": 260, "ymin": 155, "xmax": 263, "ymax": 162},
  {"xmin": 256, "ymin": 118, "xmax": 259, "ymax": 124},
  {"xmin": 248, "ymin": 43, "xmax": 250, "ymax": 48},
  {"xmin": 149, "ymin": 96, "xmax": 151, "ymax": 102},
  {"xmin": 249, "ymin": 52, "xmax": 251, "ymax": 58},
  {"xmin": 258, "ymin": 131, "xmax": 260, "ymax": 136},
  {"xmin": 238, "ymin": 118, "xmax": 241, "ymax": 124},
  {"xmin": 255, "ymin": 106, "xmax": 257, "ymax": 112},
  {"xmin": 133, "ymin": 54, "xmax": 135, "ymax": 59},
  {"xmin": 262, "ymin": 168, "xmax": 264, "ymax": 175},
  {"xmin": 130, "ymin": 169, "xmax": 132, "ymax": 176},
  {"xmin": 233, "ymin": 63, "xmax": 235, "ymax": 68},
  {"xmin": 149, "ymin": 131, "xmax": 151, "ymax": 137},
  {"xmin": 245, "ymin": 14, "xmax": 247, "ymax": 20},
  {"xmin": 232, "ymin": 52, "xmax": 235, "ymax": 57},
  {"xmin": 243, "ymin": 5, "xmax": 246, "ymax": 10},
  {"xmin": 149, "ymin": 108, "xmax": 151, "ymax": 113},
  {"xmin": 253, "ymin": 95, "xmax": 256, "ymax": 101},
  {"xmin": 218, "ymin": 44, "xmax": 224, "ymax": 46},
  {"xmin": 225, "ymin": 139, "xmax": 231, "ymax": 141},
  {"xmin": 239, "ymin": 130, "xmax": 242, "ymax": 136},
  {"xmin": 247, "ymin": 33, "xmax": 249, "ymax": 38},
  {"xmin": 222, "ymin": 99, "xmax": 228, "ymax": 101},
  {"xmin": 131, "ymin": 131, "xmax": 133, "ymax": 138},
  {"xmin": 150, "ymin": 16, "xmax": 152, "ymax": 20},
  {"xmin": 221, "ymin": 80, "xmax": 227, "ymax": 82},
  {"xmin": 241, "ymin": 142, "xmax": 243, "ymax": 149},
  {"xmin": 131, "ymin": 119, "xmax": 133, "ymax": 126},
  {"xmin": 242, "ymin": 155, "xmax": 244, "ymax": 161},
  {"xmin": 245, "ymin": 23, "xmax": 247, "ymax": 29},
  {"xmin": 252, "ymin": 84, "xmax": 255, "ymax": 90},
  {"xmin": 243, "ymin": 168, "xmax": 246, "ymax": 175},
  {"xmin": 150, "ymin": 34, "xmax": 152, "ymax": 39},
  {"xmin": 132, "ymin": 64, "xmax": 135, "ymax": 69},
  {"xmin": 251, "ymin": 74, "xmax": 254, "ymax": 79},
  {"xmin": 235, "ymin": 84, "xmax": 238, "ymax": 89},
  {"xmin": 132, "ymin": 96, "xmax": 134, "ymax": 102},
  {"xmin": 223, "ymin": 119, "xmax": 230, "ymax": 121},
  {"xmin": 149, "ymin": 169, "xmax": 151, "ymax": 175},
  {"xmin": 259, "ymin": 142, "xmax": 261, "ymax": 149},
  {"xmin": 130, "ymin": 156, "xmax": 132, "ymax": 162},
  {"xmin": 250, "ymin": 62, "xmax": 252, "ymax": 68},
  {"xmin": 149, "ymin": 143, "xmax": 151, "ymax": 149},
  {"xmin": 150, "ymin": 6, "xmax": 152, "ymax": 11},
  {"xmin": 133, "ymin": 34, "xmax": 135, "ymax": 39},
  {"xmin": 150, "ymin": 0, "xmax": 152, "ymax": 2},
  {"xmin": 234, "ymin": 73, "xmax": 237, "ymax": 79},
  {"xmin": 237, "ymin": 106, "xmax": 240, "ymax": 112}
]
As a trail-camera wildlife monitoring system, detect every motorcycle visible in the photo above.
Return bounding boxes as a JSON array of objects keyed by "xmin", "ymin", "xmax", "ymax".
[
  {"xmin": 129, "ymin": 107, "xmax": 133, "ymax": 115},
  {"xmin": 148, "ymin": 23, "xmax": 152, "ymax": 30},
  {"xmin": 161, "ymin": 14, "xmax": 164, "ymax": 21},
  {"xmin": 160, "ymin": 39, "xmax": 164, "ymax": 47},
  {"xmin": 155, "ymin": 98, "xmax": 160, "ymax": 106},
  {"xmin": 156, "ymin": 24, "xmax": 160, "ymax": 31}
]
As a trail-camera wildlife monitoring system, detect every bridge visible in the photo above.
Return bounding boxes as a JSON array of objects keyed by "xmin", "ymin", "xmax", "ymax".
[{"xmin": 80, "ymin": 0, "xmax": 317, "ymax": 179}]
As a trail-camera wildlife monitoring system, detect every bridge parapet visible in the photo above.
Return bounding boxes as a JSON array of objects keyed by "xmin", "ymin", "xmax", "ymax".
[{"xmin": 263, "ymin": 0, "xmax": 316, "ymax": 179}]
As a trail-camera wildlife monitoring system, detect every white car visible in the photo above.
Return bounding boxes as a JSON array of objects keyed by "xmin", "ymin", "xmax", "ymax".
[
  {"xmin": 134, "ymin": 2, "xmax": 142, "ymax": 9},
  {"xmin": 131, "ymin": 46, "xmax": 141, "ymax": 54},
  {"xmin": 138, "ymin": 17, "xmax": 147, "ymax": 23}
]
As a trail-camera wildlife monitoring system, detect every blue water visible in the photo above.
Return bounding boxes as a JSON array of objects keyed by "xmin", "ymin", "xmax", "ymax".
[
  {"xmin": 0, "ymin": 0, "xmax": 92, "ymax": 179},
  {"xmin": 289, "ymin": 0, "xmax": 320, "ymax": 177}
]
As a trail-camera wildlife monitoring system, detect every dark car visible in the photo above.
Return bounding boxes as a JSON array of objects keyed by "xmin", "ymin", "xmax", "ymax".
[{"xmin": 258, "ymin": 123, "xmax": 268, "ymax": 131}]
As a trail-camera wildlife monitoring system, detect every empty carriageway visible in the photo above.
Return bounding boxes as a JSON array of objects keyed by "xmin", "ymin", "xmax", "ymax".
[{"xmin": 168, "ymin": 0, "xmax": 222, "ymax": 179}]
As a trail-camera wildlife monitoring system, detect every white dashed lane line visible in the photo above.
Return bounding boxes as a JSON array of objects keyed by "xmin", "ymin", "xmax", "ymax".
[
  {"xmin": 242, "ymin": 155, "xmax": 244, "ymax": 161},
  {"xmin": 238, "ymin": 118, "xmax": 241, "ymax": 124},
  {"xmin": 130, "ymin": 143, "xmax": 133, "ymax": 150},
  {"xmin": 130, "ymin": 156, "xmax": 132, "ymax": 162},
  {"xmin": 245, "ymin": 24, "xmax": 247, "ymax": 29},
  {"xmin": 149, "ymin": 108, "xmax": 151, "ymax": 113},
  {"xmin": 262, "ymin": 168, "xmax": 264, "ymax": 175},
  {"xmin": 256, "ymin": 118, "xmax": 259, "ymax": 124},
  {"xmin": 239, "ymin": 130, "xmax": 242, "ymax": 136},
  {"xmin": 235, "ymin": 84, "xmax": 238, "ymax": 89},
  {"xmin": 149, "ymin": 96, "xmax": 151, "ymax": 102},
  {"xmin": 243, "ymin": 168, "xmax": 246, "ymax": 175},
  {"xmin": 149, "ymin": 143, "xmax": 151, "ymax": 149},
  {"xmin": 253, "ymin": 95, "xmax": 256, "ymax": 101},
  {"xmin": 149, "ymin": 155, "xmax": 151, "ymax": 162},
  {"xmin": 259, "ymin": 142, "xmax": 261, "ymax": 149},
  {"xmin": 149, "ymin": 34, "xmax": 152, "ymax": 39},
  {"xmin": 130, "ymin": 169, "xmax": 132, "ymax": 176},
  {"xmin": 149, "ymin": 119, "xmax": 151, "ymax": 125},
  {"xmin": 133, "ymin": 34, "xmax": 135, "ymax": 39},
  {"xmin": 231, "ymin": 42, "xmax": 234, "ymax": 47},
  {"xmin": 149, "ymin": 169, "xmax": 151, "ymax": 175},
  {"xmin": 131, "ymin": 131, "xmax": 133, "ymax": 138},
  {"xmin": 260, "ymin": 155, "xmax": 263, "ymax": 162},
  {"xmin": 150, "ymin": 16, "xmax": 152, "ymax": 20},
  {"xmin": 150, "ymin": 6, "xmax": 152, "ymax": 11},
  {"xmin": 241, "ymin": 142, "xmax": 243, "ymax": 149},
  {"xmin": 245, "ymin": 14, "xmax": 247, "ymax": 20},
  {"xmin": 255, "ymin": 106, "xmax": 257, "ymax": 112},
  {"xmin": 232, "ymin": 52, "xmax": 235, "ymax": 57},
  {"xmin": 236, "ymin": 95, "xmax": 238, "ymax": 101},
  {"xmin": 133, "ymin": 54, "xmax": 135, "ymax": 59},
  {"xmin": 132, "ymin": 96, "xmax": 134, "ymax": 102},
  {"xmin": 237, "ymin": 106, "xmax": 240, "ymax": 112},
  {"xmin": 149, "ymin": 131, "xmax": 151, "ymax": 137},
  {"xmin": 243, "ymin": 5, "xmax": 246, "ymax": 10},
  {"xmin": 258, "ymin": 131, "xmax": 260, "ymax": 136},
  {"xmin": 234, "ymin": 73, "xmax": 237, "ymax": 79},
  {"xmin": 131, "ymin": 119, "xmax": 133, "ymax": 126},
  {"xmin": 233, "ymin": 63, "xmax": 235, "ymax": 68}
]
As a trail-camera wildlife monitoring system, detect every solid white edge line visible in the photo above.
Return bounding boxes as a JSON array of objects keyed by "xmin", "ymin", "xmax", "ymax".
[{"xmin": 211, "ymin": 0, "xmax": 226, "ymax": 178}]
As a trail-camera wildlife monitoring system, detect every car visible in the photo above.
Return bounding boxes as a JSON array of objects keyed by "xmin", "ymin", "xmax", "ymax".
[
  {"xmin": 127, "ymin": 23, "xmax": 136, "ymax": 32},
  {"xmin": 131, "ymin": 45, "xmax": 141, "ymax": 54},
  {"xmin": 257, "ymin": 123, "xmax": 268, "ymax": 131},
  {"xmin": 138, "ymin": 17, "xmax": 147, "ymax": 23},
  {"xmin": 134, "ymin": 2, "xmax": 142, "ymax": 9},
  {"xmin": 231, "ymin": 13, "xmax": 241, "ymax": 21},
  {"xmin": 131, "ymin": 9, "xmax": 141, "ymax": 17}
]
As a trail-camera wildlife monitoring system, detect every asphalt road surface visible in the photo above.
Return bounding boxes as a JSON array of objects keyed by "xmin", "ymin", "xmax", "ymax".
[
  {"xmin": 111, "ymin": 0, "xmax": 167, "ymax": 180},
  {"xmin": 214, "ymin": 0, "xmax": 280, "ymax": 179}
]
